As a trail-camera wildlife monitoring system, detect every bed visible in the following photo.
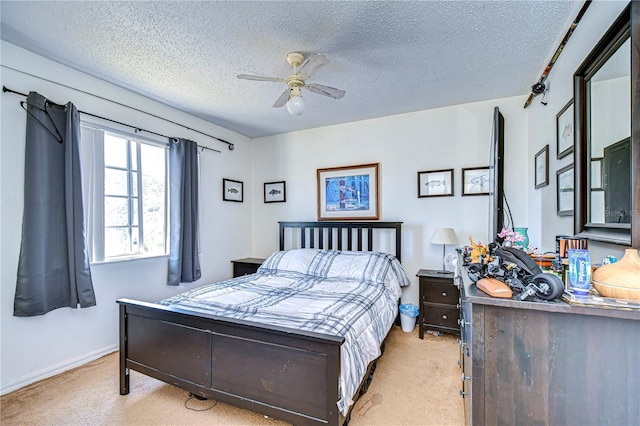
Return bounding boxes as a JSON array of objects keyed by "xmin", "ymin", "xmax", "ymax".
[{"xmin": 118, "ymin": 221, "xmax": 406, "ymax": 425}]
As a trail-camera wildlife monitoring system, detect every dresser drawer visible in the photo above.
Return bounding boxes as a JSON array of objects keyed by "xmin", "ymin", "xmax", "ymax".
[
  {"xmin": 423, "ymin": 304, "xmax": 460, "ymax": 330},
  {"xmin": 422, "ymin": 282, "xmax": 459, "ymax": 305}
]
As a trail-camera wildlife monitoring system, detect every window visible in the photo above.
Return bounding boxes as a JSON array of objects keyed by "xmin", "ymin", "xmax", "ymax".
[{"xmin": 80, "ymin": 124, "xmax": 167, "ymax": 262}]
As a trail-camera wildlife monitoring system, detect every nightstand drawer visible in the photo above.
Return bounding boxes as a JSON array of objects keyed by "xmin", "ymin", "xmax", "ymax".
[
  {"xmin": 422, "ymin": 282, "xmax": 459, "ymax": 305},
  {"xmin": 423, "ymin": 304, "xmax": 460, "ymax": 330}
]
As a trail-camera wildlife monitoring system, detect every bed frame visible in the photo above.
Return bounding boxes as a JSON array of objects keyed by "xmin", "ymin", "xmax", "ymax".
[{"xmin": 118, "ymin": 221, "xmax": 403, "ymax": 426}]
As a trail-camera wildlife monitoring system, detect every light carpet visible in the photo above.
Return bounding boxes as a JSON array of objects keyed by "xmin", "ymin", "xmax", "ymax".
[{"xmin": 1, "ymin": 326, "xmax": 464, "ymax": 425}]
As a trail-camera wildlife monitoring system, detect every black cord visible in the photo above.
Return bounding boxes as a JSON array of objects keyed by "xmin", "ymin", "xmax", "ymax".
[
  {"xmin": 184, "ymin": 393, "xmax": 217, "ymax": 411},
  {"xmin": 503, "ymin": 193, "xmax": 515, "ymax": 231},
  {"xmin": 20, "ymin": 100, "xmax": 64, "ymax": 143}
]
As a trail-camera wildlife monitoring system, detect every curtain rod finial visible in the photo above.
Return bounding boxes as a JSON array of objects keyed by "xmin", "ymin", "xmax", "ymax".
[{"xmin": 228, "ymin": 144, "xmax": 234, "ymax": 151}]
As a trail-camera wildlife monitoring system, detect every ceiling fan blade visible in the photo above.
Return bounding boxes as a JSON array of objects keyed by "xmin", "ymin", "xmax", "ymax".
[
  {"xmin": 297, "ymin": 54, "xmax": 329, "ymax": 78},
  {"xmin": 304, "ymin": 83, "xmax": 345, "ymax": 99},
  {"xmin": 237, "ymin": 74, "xmax": 282, "ymax": 82},
  {"xmin": 273, "ymin": 88, "xmax": 291, "ymax": 108}
]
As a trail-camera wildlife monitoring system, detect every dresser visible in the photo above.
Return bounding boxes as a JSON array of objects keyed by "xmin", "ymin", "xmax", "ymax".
[
  {"xmin": 459, "ymin": 272, "xmax": 640, "ymax": 425},
  {"xmin": 416, "ymin": 269, "xmax": 460, "ymax": 338},
  {"xmin": 231, "ymin": 257, "xmax": 265, "ymax": 277}
]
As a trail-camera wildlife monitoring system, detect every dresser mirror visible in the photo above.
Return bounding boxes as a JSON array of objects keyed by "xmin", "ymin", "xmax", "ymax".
[{"xmin": 574, "ymin": 3, "xmax": 638, "ymax": 247}]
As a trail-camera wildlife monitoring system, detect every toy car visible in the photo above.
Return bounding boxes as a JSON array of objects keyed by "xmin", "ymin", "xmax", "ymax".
[{"xmin": 467, "ymin": 243, "xmax": 564, "ymax": 301}]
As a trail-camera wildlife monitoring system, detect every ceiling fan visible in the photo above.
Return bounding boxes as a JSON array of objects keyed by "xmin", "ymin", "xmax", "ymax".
[{"xmin": 237, "ymin": 52, "xmax": 346, "ymax": 116}]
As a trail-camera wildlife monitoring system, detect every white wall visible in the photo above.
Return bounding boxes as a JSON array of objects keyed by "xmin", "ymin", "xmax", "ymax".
[
  {"xmin": 251, "ymin": 96, "xmax": 529, "ymax": 305},
  {"xmin": 0, "ymin": 41, "xmax": 253, "ymax": 393},
  {"xmin": 526, "ymin": 0, "xmax": 630, "ymax": 261}
]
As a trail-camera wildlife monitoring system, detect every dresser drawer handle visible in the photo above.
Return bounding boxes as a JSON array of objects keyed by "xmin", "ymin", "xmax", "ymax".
[
  {"xmin": 442, "ymin": 292, "xmax": 448, "ymax": 297},
  {"xmin": 458, "ymin": 318, "xmax": 470, "ymax": 328},
  {"xmin": 442, "ymin": 314, "xmax": 448, "ymax": 320}
]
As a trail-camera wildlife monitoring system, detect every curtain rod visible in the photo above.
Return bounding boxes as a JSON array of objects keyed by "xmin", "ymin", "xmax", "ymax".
[
  {"xmin": 3, "ymin": 85, "xmax": 223, "ymax": 154},
  {"xmin": 1, "ymin": 77, "xmax": 234, "ymax": 151}
]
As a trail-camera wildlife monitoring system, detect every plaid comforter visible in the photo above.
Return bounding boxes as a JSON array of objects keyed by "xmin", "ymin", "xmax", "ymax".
[{"xmin": 159, "ymin": 249, "xmax": 409, "ymax": 415}]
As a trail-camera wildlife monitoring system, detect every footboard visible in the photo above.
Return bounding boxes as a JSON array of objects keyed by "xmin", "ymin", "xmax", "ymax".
[{"xmin": 118, "ymin": 299, "xmax": 344, "ymax": 425}]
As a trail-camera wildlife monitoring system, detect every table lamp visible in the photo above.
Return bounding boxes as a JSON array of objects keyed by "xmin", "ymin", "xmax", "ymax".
[{"xmin": 430, "ymin": 227, "xmax": 458, "ymax": 273}]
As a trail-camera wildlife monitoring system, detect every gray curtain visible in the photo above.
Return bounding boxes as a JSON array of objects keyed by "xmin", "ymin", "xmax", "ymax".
[
  {"xmin": 168, "ymin": 138, "xmax": 201, "ymax": 285},
  {"xmin": 14, "ymin": 92, "xmax": 95, "ymax": 316}
]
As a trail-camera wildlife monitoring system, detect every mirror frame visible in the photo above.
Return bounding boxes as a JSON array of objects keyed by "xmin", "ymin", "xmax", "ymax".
[{"xmin": 574, "ymin": 2, "xmax": 639, "ymax": 247}]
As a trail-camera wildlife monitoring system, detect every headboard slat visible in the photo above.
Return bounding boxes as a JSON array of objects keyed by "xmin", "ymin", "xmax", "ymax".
[{"xmin": 301, "ymin": 227, "xmax": 307, "ymax": 248}]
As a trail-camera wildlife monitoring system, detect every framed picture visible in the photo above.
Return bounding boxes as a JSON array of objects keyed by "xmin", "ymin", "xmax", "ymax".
[
  {"xmin": 556, "ymin": 163, "xmax": 574, "ymax": 216},
  {"xmin": 462, "ymin": 166, "xmax": 490, "ymax": 196},
  {"xmin": 591, "ymin": 157, "xmax": 603, "ymax": 191},
  {"xmin": 534, "ymin": 145, "xmax": 549, "ymax": 189},
  {"xmin": 317, "ymin": 163, "xmax": 379, "ymax": 221},
  {"xmin": 556, "ymin": 99, "xmax": 574, "ymax": 159},
  {"xmin": 417, "ymin": 169, "xmax": 454, "ymax": 198},
  {"xmin": 264, "ymin": 181, "xmax": 286, "ymax": 203},
  {"xmin": 222, "ymin": 178, "xmax": 243, "ymax": 202}
]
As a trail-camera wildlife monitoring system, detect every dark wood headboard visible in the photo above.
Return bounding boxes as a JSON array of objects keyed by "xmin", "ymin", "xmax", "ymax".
[{"xmin": 278, "ymin": 221, "xmax": 403, "ymax": 262}]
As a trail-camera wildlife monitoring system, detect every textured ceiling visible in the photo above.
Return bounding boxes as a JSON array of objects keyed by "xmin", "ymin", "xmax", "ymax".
[{"xmin": 1, "ymin": 1, "xmax": 583, "ymax": 138}]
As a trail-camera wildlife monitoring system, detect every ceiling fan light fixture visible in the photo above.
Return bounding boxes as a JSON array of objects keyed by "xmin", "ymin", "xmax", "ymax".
[
  {"xmin": 286, "ymin": 87, "xmax": 305, "ymax": 116},
  {"xmin": 237, "ymin": 52, "xmax": 344, "ymax": 114}
]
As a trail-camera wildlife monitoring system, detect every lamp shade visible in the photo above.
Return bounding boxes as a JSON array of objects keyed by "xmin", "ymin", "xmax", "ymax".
[{"xmin": 430, "ymin": 227, "xmax": 458, "ymax": 245}]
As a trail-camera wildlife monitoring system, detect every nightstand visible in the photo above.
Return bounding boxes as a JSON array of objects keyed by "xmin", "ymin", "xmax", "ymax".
[
  {"xmin": 231, "ymin": 258, "xmax": 265, "ymax": 277},
  {"xmin": 416, "ymin": 269, "xmax": 460, "ymax": 338}
]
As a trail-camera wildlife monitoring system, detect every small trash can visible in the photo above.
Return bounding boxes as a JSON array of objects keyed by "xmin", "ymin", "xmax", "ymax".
[{"xmin": 399, "ymin": 303, "xmax": 419, "ymax": 332}]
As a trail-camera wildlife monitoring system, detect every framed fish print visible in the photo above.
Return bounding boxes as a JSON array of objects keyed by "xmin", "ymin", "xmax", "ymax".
[
  {"xmin": 556, "ymin": 163, "xmax": 574, "ymax": 216},
  {"xmin": 556, "ymin": 99, "xmax": 574, "ymax": 159},
  {"xmin": 317, "ymin": 163, "xmax": 379, "ymax": 221},
  {"xmin": 222, "ymin": 178, "xmax": 243, "ymax": 202},
  {"xmin": 534, "ymin": 145, "xmax": 549, "ymax": 189},
  {"xmin": 264, "ymin": 181, "xmax": 286, "ymax": 203},
  {"xmin": 462, "ymin": 166, "xmax": 490, "ymax": 196},
  {"xmin": 417, "ymin": 169, "xmax": 454, "ymax": 197}
]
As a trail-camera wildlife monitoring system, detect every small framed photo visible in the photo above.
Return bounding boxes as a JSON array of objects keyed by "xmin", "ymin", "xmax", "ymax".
[
  {"xmin": 591, "ymin": 157, "xmax": 603, "ymax": 191},
  {"xmin": 534, "ymin": 145, "xmax": 549, "ymax": 189},
  {"xmin": 556, "ymin": 163, "xmax": 574, "ymax": 216},
  {"xmin": 264, "ymin": 181, "xmax": 286, "ymax": 203},
  {"xmin": 462, "ymin": 166, "xmax": 490, "ymax": 196},
  {"xmin": 222, "ymin": 178, "xmax": 243, "ymax": 202},
  {"xmin": 317, "ymin": 163, "xmax": 379, "ymax": 221},
  {"xmin": 556, "ymin": 99, "xmax": 574, "ymax": 159},
  {"xmin": 417, "ymin": 169, "xmax": 454, "ymax": 197}
]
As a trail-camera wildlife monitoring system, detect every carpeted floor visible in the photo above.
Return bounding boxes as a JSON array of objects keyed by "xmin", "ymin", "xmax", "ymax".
[{"xmin": 1, "ymin": 326, "xmax": 464, "ymax": 425}]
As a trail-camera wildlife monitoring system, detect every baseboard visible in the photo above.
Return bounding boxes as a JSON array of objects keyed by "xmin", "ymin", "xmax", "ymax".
[{"xmin": 0, "ymin": 344, "xmax": 118, "ymax": 395}]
